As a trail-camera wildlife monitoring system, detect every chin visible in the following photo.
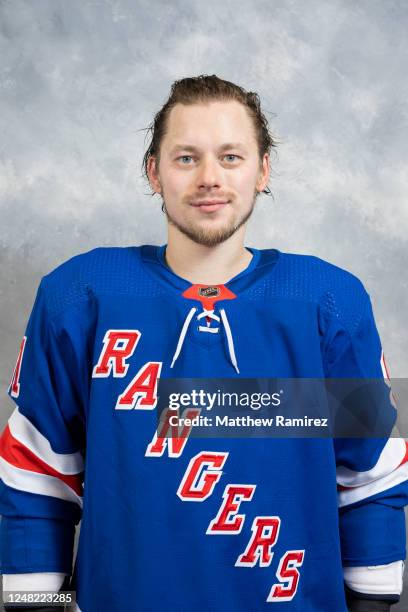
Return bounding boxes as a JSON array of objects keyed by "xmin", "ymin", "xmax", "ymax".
[{"xmin": 186, "ymin": 223, "xmax": 243, "ymax": 247}]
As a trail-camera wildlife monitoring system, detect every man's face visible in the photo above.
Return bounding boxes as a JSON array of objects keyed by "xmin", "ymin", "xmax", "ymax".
[{"xmin": 148, "ymin": 100, "xmax": 269, "ymax": 247}]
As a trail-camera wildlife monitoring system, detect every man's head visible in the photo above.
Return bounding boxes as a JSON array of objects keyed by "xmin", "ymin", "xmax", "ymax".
[{"xmin": 143, "ymin": 75, "xmax": 278, "ymax": 247}]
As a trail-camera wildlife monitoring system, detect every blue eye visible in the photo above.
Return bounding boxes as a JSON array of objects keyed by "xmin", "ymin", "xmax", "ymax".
[{"xmin": 176, "ymin": 154, "xmax": 241, "ymax": 164}]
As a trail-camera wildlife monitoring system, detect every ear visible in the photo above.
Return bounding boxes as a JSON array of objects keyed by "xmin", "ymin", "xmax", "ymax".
[
  {"xmin": 256, "ymin": 153, "xmax": 270, "ymax": 193},
  {"xmin": 147, "ymin": 156, "xmax": 162, "ymax": 194}
]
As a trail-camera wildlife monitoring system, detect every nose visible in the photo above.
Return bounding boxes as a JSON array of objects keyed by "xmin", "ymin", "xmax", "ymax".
[{"xmin": 196, "ymin": 154, "xmax": 222, "ymax": 190}]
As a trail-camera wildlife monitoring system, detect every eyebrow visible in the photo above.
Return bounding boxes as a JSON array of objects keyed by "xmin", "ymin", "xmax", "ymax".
[{"xmin": 169, "ymin": 142, "xmax": 248, "ymax": 154}]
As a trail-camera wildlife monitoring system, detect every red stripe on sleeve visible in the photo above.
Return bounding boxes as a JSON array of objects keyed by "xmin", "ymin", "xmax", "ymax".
[
  {"xmin": 0, "ymin": 424, "xmax": 83, "ymax": 497},
  {"xmin": 397, "ymin": 440, "xmax": 408, "ymax": 468}
]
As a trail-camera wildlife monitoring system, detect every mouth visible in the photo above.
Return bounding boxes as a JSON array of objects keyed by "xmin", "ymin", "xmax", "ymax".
[{"xmin": 190, "ymin": 200, "xmax": 230, "ymax": 213}]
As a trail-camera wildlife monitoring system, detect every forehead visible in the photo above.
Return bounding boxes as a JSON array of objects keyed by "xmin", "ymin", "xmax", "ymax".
[{"xmin": 162, "ymin": 100, "xmax": 257, "ymax": 150}]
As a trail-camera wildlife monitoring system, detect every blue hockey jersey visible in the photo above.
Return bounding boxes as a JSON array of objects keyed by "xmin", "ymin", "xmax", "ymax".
[{"xmin": 1, "ymin": 244, "xmax": 407, "ymax": 611}]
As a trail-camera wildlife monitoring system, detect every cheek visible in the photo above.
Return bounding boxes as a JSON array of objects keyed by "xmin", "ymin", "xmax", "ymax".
[
  {"xmin": 233, "ymin": 167, "xmax": 258, "ymax": 193},
  {"xmin": 164, "ymin": 169, "xmax": 191, "ymax": 196}
]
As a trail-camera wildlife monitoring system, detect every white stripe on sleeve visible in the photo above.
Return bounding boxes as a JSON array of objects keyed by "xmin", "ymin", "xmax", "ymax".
[
  {"xmin": 9, "ymin": 407, "xmax": 84, "ymax": 474},
  {"xmin": 0, "ymin": 456, "xmax": 83, "ymax": 507}
]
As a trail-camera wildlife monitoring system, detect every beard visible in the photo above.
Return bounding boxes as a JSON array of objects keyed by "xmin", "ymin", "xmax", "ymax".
[{"xmin": 161, "ymin": 188, "xmax": 259, "ymax": 247}]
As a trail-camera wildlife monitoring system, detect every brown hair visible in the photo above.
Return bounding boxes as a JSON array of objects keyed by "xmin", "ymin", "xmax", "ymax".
[{"xmin": 140, "ymin": 74, "xmax": 279, "ymax": 197}]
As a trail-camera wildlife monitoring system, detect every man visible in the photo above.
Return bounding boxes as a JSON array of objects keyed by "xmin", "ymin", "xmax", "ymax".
[{"xmin": 1, "ymin": 74, "xmax": 407, "ymax": 611}]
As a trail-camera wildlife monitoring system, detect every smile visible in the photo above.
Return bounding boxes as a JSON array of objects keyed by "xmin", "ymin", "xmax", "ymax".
[{"xmin": 190, "ymin": 200, "xmax": 230, "ymax": 213}]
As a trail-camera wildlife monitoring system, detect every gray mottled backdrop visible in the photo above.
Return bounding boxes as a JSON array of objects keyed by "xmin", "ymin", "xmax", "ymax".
[{"xmin": 0, "ymin": 0, "xmax": 407, "ymax": 608}]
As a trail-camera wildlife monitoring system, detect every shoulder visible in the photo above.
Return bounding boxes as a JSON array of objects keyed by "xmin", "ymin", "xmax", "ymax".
[
  {"xmin": 38, "ymin": 245, "xmax": 148, "ymax": 318},
  {"xmin": 273, "ymin": 250, "xmax": 371, "ymax": 335},
  {"xmin": 278, "ymin": 250, "xmax": 367, "ymax": 294},
  {"xmin": 42, "ymin": 246, "xmax": 138, "ymax": 282}
]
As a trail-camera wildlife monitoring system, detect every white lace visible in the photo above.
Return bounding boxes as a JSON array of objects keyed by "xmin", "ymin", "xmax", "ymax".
[
  {"xmin": 198, "ymin": 308, "xmax": 221, "ymax": 333},
  {"xmin": 170, "ymin": 306, "xmax": 240, "ymax": 374}
]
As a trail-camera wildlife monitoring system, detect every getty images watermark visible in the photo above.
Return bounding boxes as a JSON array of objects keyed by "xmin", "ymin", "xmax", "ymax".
[{"xmin": 153, "ymin": 377, "xmax": 407, "ymax": 439}]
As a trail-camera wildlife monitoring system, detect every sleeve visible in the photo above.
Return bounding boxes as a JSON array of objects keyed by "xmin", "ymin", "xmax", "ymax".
[
  {"xmin": 0, "ymin": 278, "xmax": 86, "ymax": 577},
  {"xmin": 323, "ymin": 287, "xmax": 408, "ymax": 602}
]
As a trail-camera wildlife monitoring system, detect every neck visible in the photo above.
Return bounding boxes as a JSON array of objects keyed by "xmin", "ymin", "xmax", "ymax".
[{"xmin": 165, "ymin": 226, "xmax": 252, "ymax": 285}]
